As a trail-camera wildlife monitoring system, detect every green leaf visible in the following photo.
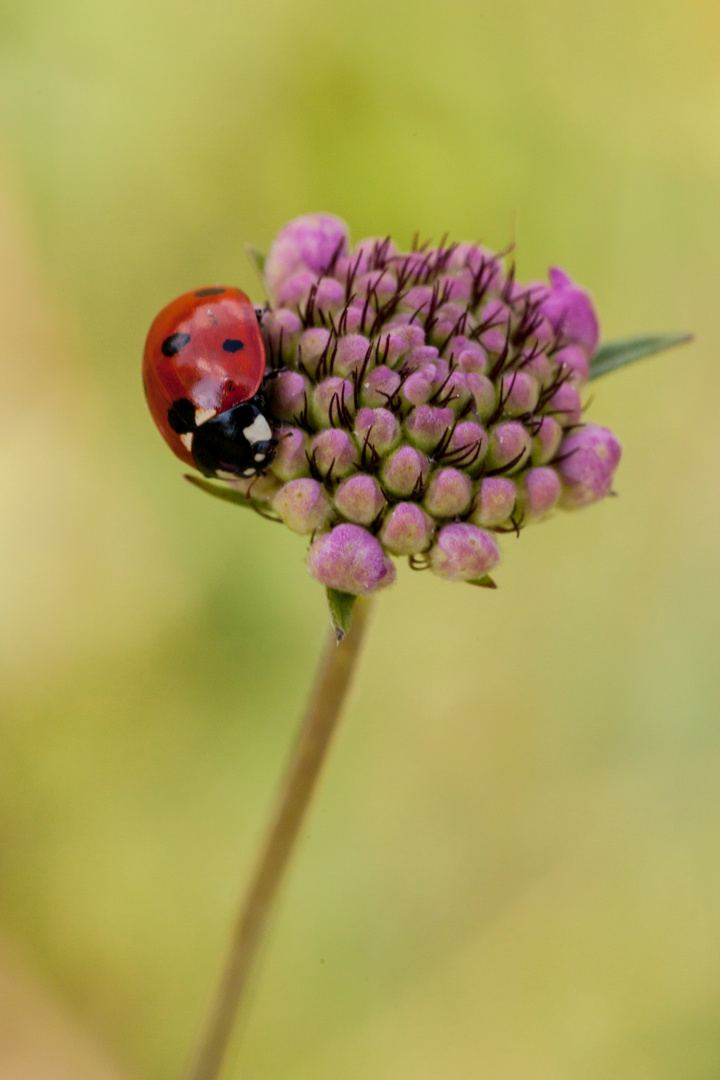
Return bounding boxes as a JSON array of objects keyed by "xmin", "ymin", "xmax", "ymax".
[
  {"xmin": 326, "ymin": 588, "xmax": 356, "ymax": 642},
  {"xmin": 467, "ymin": 575, "xmax": 497, "ymax": 589},
  {"xmin": 589, "ymin": 334, "xmax": 693, "ymax": 381},
  {"xmin": 184, "ymin": 475, "xmax": 280, "ymax": 521},
  {"xmin": 245, "ymin": 244, "xmax": 267, "ymax": 280}
]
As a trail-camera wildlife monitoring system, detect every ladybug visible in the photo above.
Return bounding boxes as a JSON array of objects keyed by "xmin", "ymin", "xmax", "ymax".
[{"xmin": 142, "ymin": 286, "xmax": 277, "ymax": 479}]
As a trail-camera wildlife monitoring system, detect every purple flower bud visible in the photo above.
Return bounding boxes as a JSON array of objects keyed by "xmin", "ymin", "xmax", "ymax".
[
  {"xmin": 374, "ymin": 330, "xmax": 411, "ymax": 367},
  {"xmin": 335, "ymin": 333, "xmax": 371, "ymax": 376},
  {"xmin": 429, "ymin": 523, "xmax": 501, "ymax": 582},
  {"xmin": 354, "ymin": 407, "xmax": 401, "ymax": 457},
  {"xmin": 309, "ymin": 429, "xmax": 358, "ymax": 479},
  {"xmin": 385, "ymin": 322, "xmax": 425, "ymax": 350},
  {"xmin": 312, "ymin": 376, "xmax": 355, "ymax": 426},
  {"xmin": 404, "ymin": 405, "xmax": 455, "ymax": 452},
  {"xmin": 500, "ymin": 371, "xmax": 540, "ymax": 416},
  {"xmin": 299, "ymin": 327, "xmax": 333, "ymax": 376},
  {"xmin": 480, "ymin": 298, "xmax": 512, "ymax": 333},
  {"xmin": 350, "ymin": 236, "xmax": 398, "ymax": 273},
  {"xmin": 265, "ymin": 213, "xmax": 350, "ymax": 297},
  {"xmin": 530, "ymin": 415, "xmax": 563, "ymax": 465},
  {"xmin": 275, "ymin": 270, "xmax": 315, "ymax": 308},
  {"xmin": 266, "ymin": 370, "xmax": 309, "ymax": 422},
  {"xmin": 547, "ymin": 381, "xmax": 583, "ymax": 426},
  {"xmin": 314, "ymin": 276, "xmax": 346, "ymax": 313},
  {"xmin": 379, "ymin": 502, "xmax": 435, "ymax": 555},
  {"xmin": 251, "ymin": 215, "xmax": 623, "ymax": 599},
  {"xmin": 455, "ymin": 344, "xmax": 488, "ymax": 373},
  {"xmin": 340, "ymin": 306, "xmax": 364, "ymax": 333},
  {"xmin": 360, "ymin": 366, "xmax": 402, "ymax": 409},
  {"xmin": 465, "ymin": 372, "xmax": 497, "ymax": 420},
  {"xmin": 437, "ymin": 369, "xmax": 473, "ymax": 414},
  {"xmin": 404, "ymin": 344, "xmax": 440, "ymax": 371},
  {"xmin": 539, "ymin": 267, "xmax": 600, "ymax": 355},
  {"xmin": 470, "ymin": 477, "xmax": 517, "ymax": 527},
  {"xmin": 439, "ymin": 273, "xmax": 471, "ymax": 302},
  {"xmin": 522, "ymin": 466, "xmax": 562, "ymax": 517},
  {"xmin": 446, "ymin": 421, "xmax": 487, "ymax": 474},
  {"xmin": 355, "ymin": 269, "xmax": 397, "ymax": 301},
  {"xmin": 262, "ymin": 308, "xmax": 302, "ymax": 362},
  {"xmin": 520, "ymin": 350, "xmax": 553, "ymax": 386},
  {"xmin": 554, "ymin": 345, "xmax": 590, "ymax": 386},
  {"xmin": 402, "ymin": 365, "xmax": 437, "ymax": 406},
  {"xmin": 270, "ymin": 426, "xmax": 310, "ymax": 482},
  {"xmin": 273, "ymin": 479, "xmax": 333, "ymax": 534},
  {"xmin": 558, "ymin": 425, "xmax": 622, "ymax": 508},
  {"xmin": 381, "ymin": 445, "xmax": 430, "ymax": 497},
  {"xmin": 334, "ymin": 474, "xmax": 386, "ymax": 525},
  {"xmin": 424, "ymin": 468, "xmax": 472, "ymax": 517},
  {"xmin": 481, "ymin": 327, "xmax": 507, "ymax": 354},
  {"xmin": 400, "ymin": 285, "xmax": 434, "ymax": 315},
  {"xmin": 448, "ymin": 244, "xmax": 504, "ymax": 292},
  {"xmin": 306, "ymin": 523, "xmax": 396, "ymax": 597},
  {"xmin": 486, "ymin": 422, "xmax": 532, "ymax": 473}
]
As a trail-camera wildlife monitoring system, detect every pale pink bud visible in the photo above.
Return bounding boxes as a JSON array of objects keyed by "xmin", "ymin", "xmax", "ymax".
[
  {"xmin": 273, "ymin": 479, "xmax": 332, "ymax": 534},
  {"xmin": 486, "ymin": 422, "xmax": 532, "ymax": 473},
  {"xmin": 299, "ymin": 327, "xmax": 333, "ymax": 376},
  {"xmin": 334, "ymin": 334, "xmax": 371, "ymax": 376},
  {"xmin": 270, "ymin": 426, "xmax": 309, "ymax": 482},
  {"xmin": 312, "ymin": 377, "xmax": 355, "ymax": 426},
  {"xmin": 423, "ymin": 468, "xmax": 472, "ymax": 517},
  {"xmin": 306, "ymin": 523, "xmax": 396, "ymax": 596},
  {"xmin": 379, "ymin": 502, "xmax": 435, "ymax": 555},
  {"xmin": 430, "ymin": 523, "xmax": 501, "ymax": 582},
  {"xmin": 522, "ymin": 466, "xmax": 562, "ymax": 517},
  {"xmin": 265, "ymin": 213, "xmax": 350, "ymax": 296},
  {"xmin": 558, "ymin": 425, "xmax": 622, "ymax": 508},
  {"xmin": 500, "ymin": 371, "xmax": 540, "ymax": 416},
  {"xmin": 361, "ymin": 366, "xmax": 402, "ymax": 409},
  {"xmin": 334, "ymin": 474, "xmax": 386, "ymax": 525},
  {"xmin": 404, "ymin": 405, "xmax": 454, "ymax": 452},
  {"xmin": 381, "ymin": 445, "xmax": 430, "ymax": 497},
  {"xmin": 530, "ymin": 415, "xmax": 563, "ymax": 465},
  {"xmin": 470, "ymin": 477, "xmax": 517, "ymax": 527},
  {"xmin": 266, "ymin": 370, "xmax": 309, "ymax": 422},
  {"xmin": 547, "ymin": 381, "xmax": 583, "ymax": 426},
  {"xmin": 354, "ymin": 407, "xmax": 401, "ymax": 457},
  {"xmin": 309, "ymin": 429, "xmax": 358, "ymax": 478}
]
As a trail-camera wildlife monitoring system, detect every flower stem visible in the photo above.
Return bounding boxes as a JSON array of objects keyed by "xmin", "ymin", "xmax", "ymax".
[{"xmin": 183, "ymin": 599, "xmax": 373, "ymax": 1080}]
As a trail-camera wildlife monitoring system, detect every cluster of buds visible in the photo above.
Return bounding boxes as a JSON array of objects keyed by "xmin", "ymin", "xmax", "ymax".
[{"xmin": 240, "ymin": 214, "xmax": 622, "ymax": 597}]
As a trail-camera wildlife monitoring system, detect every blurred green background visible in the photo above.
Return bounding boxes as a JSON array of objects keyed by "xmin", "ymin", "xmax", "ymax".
[{"xmin": 0, "ymin": 0, "xmax": 718, "ymax": 1077}]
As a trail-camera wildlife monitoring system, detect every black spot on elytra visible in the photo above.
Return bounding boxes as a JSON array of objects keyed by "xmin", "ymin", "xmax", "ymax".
[
  {"xmin": 167, "ymin": 398, "xmax": 196, "ymax": 434},
  {"xmin": 161, "ymin": 332, "xmax": 191, "ymax": 357},
  {"xmin": 194, "ymin": 287, "xmax": 226, "ymax": 297},
  {"xmin": 222, "ymin": 338, "xmax": 244, "ymax": 353}
]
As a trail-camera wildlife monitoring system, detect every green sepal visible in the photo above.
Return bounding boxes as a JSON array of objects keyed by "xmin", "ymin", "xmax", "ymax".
[
  {"xmin": 326, "ymin": 588, "xmax": 356, "ymax": 642},
  {"xmin": 467, "ymin": 575, "xmax": 497, "ymax": 589},
  {"xmin": 589, "ymin": 334, "xmax": 693, "ymax": 381},
  {"xmin": 184, "ymin": 475, "xmax": 280, "ymax": 521},
  {"xmin": 245, "ymin": 244, "xmax": 267, "ymax": 280}
]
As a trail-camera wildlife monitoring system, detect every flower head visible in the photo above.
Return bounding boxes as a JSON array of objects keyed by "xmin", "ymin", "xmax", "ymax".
[{"xmin": 238, "ymin": 215, "xmax": 622, "ymax": 596}]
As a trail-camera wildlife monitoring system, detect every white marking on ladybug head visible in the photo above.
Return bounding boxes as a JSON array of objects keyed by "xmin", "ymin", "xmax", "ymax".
[
  {"xmin": 254, "ymin": 453, "xmax": 266, "ymax": 462},
  {"xmin": 215, "ymin": 469, "xmax": 237, "ymax": 480},
  {"xmin": 242, "ymin": 468, "xmax": 256, "ymax": 477},
  {"xmin": 242, "ymin": 414, "xmax": 272, "ymax": 445},
  {"xmin": 180, "ymin": 432, "xmax": 194, "ymax": 452},
  {"xmin": 195, "ymin": 407, "xmax": 216, "ymax": 426}
]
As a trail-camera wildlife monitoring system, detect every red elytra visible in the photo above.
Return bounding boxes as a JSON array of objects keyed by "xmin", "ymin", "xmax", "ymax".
[{"xmin": 143, "ymin": 286, "xmax": 267, "ymax": 467}]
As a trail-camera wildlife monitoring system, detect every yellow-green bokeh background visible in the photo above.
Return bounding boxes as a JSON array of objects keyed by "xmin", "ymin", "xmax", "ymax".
[{"xmin": 1, "ymin": 0, "xmax": 718, "ymax": 1077}]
